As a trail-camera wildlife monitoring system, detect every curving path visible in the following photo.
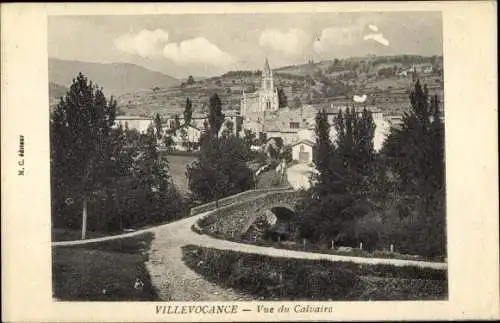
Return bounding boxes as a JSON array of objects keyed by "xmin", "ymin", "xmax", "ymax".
[{"xmin": 53, "ymin": 206, "xmax": 447, "ymax": 301}]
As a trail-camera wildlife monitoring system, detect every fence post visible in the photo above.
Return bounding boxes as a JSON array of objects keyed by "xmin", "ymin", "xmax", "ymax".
[{"xmin": 331, "ymin": 240, "xmax": 334, "ymax": 250}]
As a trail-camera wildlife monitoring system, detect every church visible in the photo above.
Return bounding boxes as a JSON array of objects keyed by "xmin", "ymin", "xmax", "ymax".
[
  {"xmin": 239, "ymin": 59, "xmax": 391, "ymax": 164},
  {"xmin": 240, "ymin": 58, "xmax": 280, "ymax": 135}
]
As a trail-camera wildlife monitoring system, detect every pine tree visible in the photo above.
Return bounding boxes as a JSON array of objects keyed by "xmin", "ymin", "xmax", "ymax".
[
  {"xmin": 183, "ymin": 98, "xmax": 193, "ymax": 125},
  {"xmin": 154, "ymin": 113, "xmax": 163, "ymax": 140},
  {"xmin": 50, "ymin": 73, "xmax": 117, "ymax": 238},
  {"xmin": 381, "ymin": 80, "xmax": 446, "ymax": 256},
  {"xmin": 312, "ymin": 109, "xmax": 335, "ymax": 196},
  {"xmin": 208, "ymin": 93, "xmax": 225, "ymax": 136},
  {"xmin": 333, "ymin": 107, "xmax": 375, "ymax": 195},
  {"xmin": 277, "ymin": 87, "xmax": 288, "ymax": 108},
  {"xmin": 295, "ymin": 109, "xmax": 358, "ymax": 244}
]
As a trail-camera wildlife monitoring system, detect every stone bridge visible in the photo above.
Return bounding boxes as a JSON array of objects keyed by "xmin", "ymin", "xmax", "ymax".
[{"xmin": 196, "ymin": 189, "xmax": 303, "ymax": 239}]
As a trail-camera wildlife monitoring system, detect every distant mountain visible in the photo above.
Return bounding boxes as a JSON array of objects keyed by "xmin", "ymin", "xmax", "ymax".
[
  {"xmin": 49, "ymin": 82, "xmax": 67, "ymax": 101},
  {"xmin": 48, "ymin": 58, "xmax": 180, "ymax": 97}
]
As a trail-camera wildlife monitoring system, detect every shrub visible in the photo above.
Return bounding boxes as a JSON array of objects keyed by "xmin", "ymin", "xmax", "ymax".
[
  {"xmin": 181, "ymin": 245, "xmax": 447, "ymax": 300},
  {"xmin": 182, "ymin": 245, "xmax": 359, "ymax": 300}
]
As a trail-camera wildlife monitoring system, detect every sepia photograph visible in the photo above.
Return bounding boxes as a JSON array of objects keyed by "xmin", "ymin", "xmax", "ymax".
[{"xmin": 48, "ymin": 10, "xmax": 448, "ymax": 303}]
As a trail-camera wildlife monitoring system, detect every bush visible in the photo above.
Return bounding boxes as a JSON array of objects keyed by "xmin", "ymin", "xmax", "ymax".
[
  {"xmin": 182, "ymin": 245, "xmax": 359, "ymax": 300},
  {"xmin": 181, "ymin": 245, "xmax": 447, "ymax": 300}
]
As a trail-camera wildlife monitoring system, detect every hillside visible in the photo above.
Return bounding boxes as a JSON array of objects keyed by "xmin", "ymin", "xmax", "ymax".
[
  {"xmin": 48, "ymin": 58, "xmax": 180, "ymax": 97},
  {"xmin": 115, "ymin": 54, "xmax": 443, "ymax": 118},
  {"xmin": 49, "ymin": 82, "xmax": 68, "ymax": 111},
  {"xmin": 49, "ymin": 82, "xmax": 67, "ymax": 100}
]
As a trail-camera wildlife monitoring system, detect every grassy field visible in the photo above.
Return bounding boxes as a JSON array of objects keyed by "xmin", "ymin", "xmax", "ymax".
[
  {"xmin": 167, "ymin": 155, "xmax": 197, "ymax": 195},
  {"xmin": 52, "ymin": 232, "xmax": 159, "ymax": 301}
]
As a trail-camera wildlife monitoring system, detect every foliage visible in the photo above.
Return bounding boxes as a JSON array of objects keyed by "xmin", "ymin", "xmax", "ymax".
[
  {"xmin": 277, "ymin": 87, "xmax": 288, "ymax": 108},
  {"xmin": 183, "ymin": 98, "xmax": 193, "ymax": 125},
  {"xmin": 186, "ymin": 131, "xmax": 255, "ymax": 203},
  {"xmin": 334, "ymin": 107, "xmax": 376, "ymax": 196},
  {"xmin": 50, "ymin": 73, "xmax": 186, "ymax": 233},
  {"xmin": 243, "ymin": 129, "xmax": 258, "ymax": 149},
  {"xmin": 379, "ymin": 80, "xmax": 446, "ymax": 256},
  {"xmin": 154, "ymin": 113, "xmax": 162, "ymax": 140},
  {"xmin": 182, "ymin": 245, "xmax": 446, "ymax": 300},
  {"xmin": 291, "ymin": 96, "xmax": 302, "ymax": 109},
  {"xmin": 294, "ymin": 110, "xmax": 363, "ymax": 244},
  {"xmin": 207, "ymin": 93, "xmax": 225, "ymax": 136},
  {"xmin": 186, "ymin": 75, "xmax": 195, "ymax": 85},
  {"xmin": 182, "ymin": 245, "xmax": 358, "ymax": 300}
]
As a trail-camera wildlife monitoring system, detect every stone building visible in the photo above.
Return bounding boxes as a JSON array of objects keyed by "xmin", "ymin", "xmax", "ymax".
[{"xmin": 240, "ymin": 58, "xmax": 279, "ymax": 134}]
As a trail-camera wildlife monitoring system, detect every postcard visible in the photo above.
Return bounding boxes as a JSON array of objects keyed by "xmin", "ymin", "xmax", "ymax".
[{"xmin": 1, "ymin": 2, "xmax": 498, "ymax": 322}]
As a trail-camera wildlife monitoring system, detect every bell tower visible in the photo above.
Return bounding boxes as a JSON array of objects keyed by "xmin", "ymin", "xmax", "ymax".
[{"xmin": 261, "ymin": 58, "xmax": 274, "ymax": 91}]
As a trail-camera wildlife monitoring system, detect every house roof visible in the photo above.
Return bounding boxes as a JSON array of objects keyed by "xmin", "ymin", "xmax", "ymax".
[{"xmin": 291, "ymin": 139, "xmax": 315, "ymax": 147}]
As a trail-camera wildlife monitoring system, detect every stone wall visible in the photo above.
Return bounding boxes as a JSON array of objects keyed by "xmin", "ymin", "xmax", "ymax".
[
  {"xmin": 190, "ymin": 187, "xmax": 293, "ymax": 216},
  {"xmin": 197, "ymin": 189, "xmax": 299, "ymax": 239}
]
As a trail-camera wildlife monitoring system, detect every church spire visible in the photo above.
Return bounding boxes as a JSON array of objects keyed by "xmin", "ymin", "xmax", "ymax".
[
  {"xmin": 264, "ymin": 58, "xmax": 271, "ymax": 76},
  {"xmin": 262, "ymin": 58, "xmax": 273, "ymax": 91}
]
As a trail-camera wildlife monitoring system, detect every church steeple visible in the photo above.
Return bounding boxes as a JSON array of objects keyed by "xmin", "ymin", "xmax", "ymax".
[{"xmin": 262, "ymin": 58, "xmax": 274, "ymax": 91}]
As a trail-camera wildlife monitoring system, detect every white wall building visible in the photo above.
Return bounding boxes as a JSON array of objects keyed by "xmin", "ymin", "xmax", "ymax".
[
  {"xmin": 114, "ymin": 115, "xmax": 153, "ymax": 133},
  {"xmin": 291, "ymin": 139, "xmax": 314, "ymax": 164}
]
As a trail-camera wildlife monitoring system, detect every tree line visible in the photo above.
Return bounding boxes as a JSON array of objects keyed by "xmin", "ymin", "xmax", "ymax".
[
  {"xmin": 296, "ymin": 80, "xmax": 445, "ymax": 258},
  {"xmin": 51, "ymin": 73, "xmax": 186, "ymax": 237}
]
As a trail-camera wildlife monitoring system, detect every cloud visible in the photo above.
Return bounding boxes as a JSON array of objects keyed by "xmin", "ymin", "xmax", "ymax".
[
  {"xmin": 368, "ymin": 24, "xmax": 379, "ymax": 32},
  {"xmin": 363, "ymin": 33, "xmax": 390, "ymax": 46},
  {"xmin": 319, "ymin": 26, "xmax": 363, "ymax": 48},
  {"xmin": 114, "ymin": 29, "xmax": 170, "ymax": 58},
  {"xmin": 162, "ymin": 37, "xmax": 235, "ymax": 67},
  {"xmin": 259, "ymin": 28, "xmax": 310, "ymax": 56}
]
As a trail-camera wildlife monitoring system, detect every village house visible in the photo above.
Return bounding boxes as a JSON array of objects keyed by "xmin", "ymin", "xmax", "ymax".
[
  {"xmin": 168, "ymin": 123, "xmax": 203, "ymax": 151},
  {"xmin": 291, "ymin": 139, "xmax": 315, "ymax": 164},
  {"xmin": 161, "ymin": 110, "xmax": 243, "ymax": 151}
]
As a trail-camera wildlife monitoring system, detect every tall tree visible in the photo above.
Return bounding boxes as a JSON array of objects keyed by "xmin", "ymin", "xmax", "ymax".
[
  {"xmin": 186, "ymin": 134, "xmax": 254, "ymax": 204},
  {"xmin": 50, "ymin": 73, "xmax": 117, "ymax": 238},
  {"xmin": 183, "ymin": 98, "xmax": 193, "ymax": 125},
  {"xmin": 295, "ymin": 110, "xmax": 359, "ymax": 244},
  {"xmin": 186, "ymin": 75, "xmax": 195, "ymax": 85},
  {"xmin": 174, "ymin": 114, "xmax": 181, "ymax": 131},
  {"xmin": 382, "ymin": 80, "xmax": 445, "ymax": 210},
  {"xmin": 333, "ymin": 107, "xmax": 375, "ymax": 195},
  {"xmin": 277, "ymin": 87, "xmax": 288, "ymax": 108},
  {"xmin": 379, "ymin": 80, "xmax": 446, "ymax": 257},
  {"xmin": 208, "ymin": 93, "xmax": 225, "ymax": 136},
  {"xmin": 312, "ymin": 110, "xmax": 336, "ymax": 196},
  {"xmin": 154, "ymin": 113, "xmax": 163, "ymax": 140},
  {"xmin": 292, "ymin": 96, "xmax": 302, "ymax": 110}
]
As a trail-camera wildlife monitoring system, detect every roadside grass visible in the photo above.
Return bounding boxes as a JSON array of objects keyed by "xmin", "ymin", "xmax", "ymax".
[
  {"xmin": 196, "ymin": 221, "xmax": 445, "ymax": 263},
  {"xmin": 52, "ymin": 232, "xmax": 159, "ymax": 301},
  {"xmin": 52, "ymin": 228, "xmax": 111, "ymax": 242},
  {"xmin": 181, "ymin": 245, "xmax": 447, "ymax": 301}
]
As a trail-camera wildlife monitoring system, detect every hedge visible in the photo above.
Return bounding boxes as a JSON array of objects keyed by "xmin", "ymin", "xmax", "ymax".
[{"xmin": 181, "ymin": 245, "xmax": 447, "ymax": 301}]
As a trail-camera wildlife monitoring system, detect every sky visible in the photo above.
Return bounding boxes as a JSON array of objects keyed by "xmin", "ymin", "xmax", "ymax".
[{"xmin": 48, "ymin": 12, "xmax": 443, "ymax": 79}]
